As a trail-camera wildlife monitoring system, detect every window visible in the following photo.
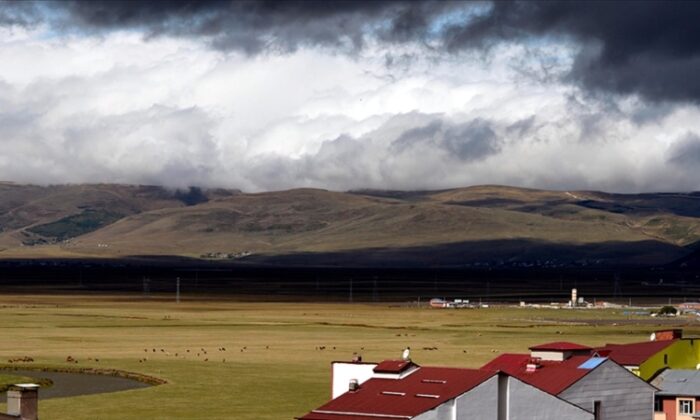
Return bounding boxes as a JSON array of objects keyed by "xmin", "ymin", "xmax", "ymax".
[
  {"xmin": 679, "ymin": 399, "xmax": 694, "ymax": 415},
  {"xmin": 594, "ymin": 401, "xmax": 601, "ymax": 420},
  {"xmin": 664, "ymin": 354, "xmax": 668, "ymax": 365},
  {"xmin": 655, "ymin": 398, "xmax": 662, "ymax": 412}
]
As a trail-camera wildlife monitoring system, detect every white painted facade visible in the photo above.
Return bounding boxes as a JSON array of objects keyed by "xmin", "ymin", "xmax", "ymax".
[
  {"xmin": 331, "ymin": 362, "xmax": 377, "ymax": 399},
  {"xmin": 531, "ymin": 350, "xmax": 572, "ymax": 361}
]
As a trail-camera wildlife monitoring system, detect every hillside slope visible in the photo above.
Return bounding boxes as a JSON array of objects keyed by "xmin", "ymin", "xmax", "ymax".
[
  {"xmin": 0, "ymin": 183, "xmax": 235, "ymax": 250},
  {"xmin": 1, "ymin": 183, "xmax": 699, "ymax": 266}
]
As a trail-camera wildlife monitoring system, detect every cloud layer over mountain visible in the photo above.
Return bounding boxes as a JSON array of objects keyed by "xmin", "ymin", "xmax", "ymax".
[{"xmin": 1, "ymin": 1, "xmax": 700, "ymax": 192}]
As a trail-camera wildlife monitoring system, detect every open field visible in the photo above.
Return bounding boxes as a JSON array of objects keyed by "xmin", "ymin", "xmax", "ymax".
[{"xmin": 0, "ymin": 294, "xmax": 699, "ymax": 419}]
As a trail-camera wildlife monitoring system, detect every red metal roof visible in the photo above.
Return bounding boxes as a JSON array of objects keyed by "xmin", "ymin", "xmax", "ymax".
[
  {"xmin": 594, "ymin": 340, "xmax": 677, "ymax": 366},
  {"xmin": 481, "ymin": 353, "xmax": 601, "ymax": 395},
  {"xmin": 301, "ymin": 413, "xmax": 404, "ymax": 420},
  {"xmin": 373, "ymin": 360, "xmax": 414, "ymax": 374},
  {"xmin": 299, "ymin": 366, "xmax": 496, "ymax": 419},
  {"xmin": 529, "ymin": 341, "xmax": 591, "ymax": 351}
]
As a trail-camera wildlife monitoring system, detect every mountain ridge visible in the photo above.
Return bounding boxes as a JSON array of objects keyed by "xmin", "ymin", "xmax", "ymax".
[{"xmin": 1, "ymin": 182, "xmax": 699, "ymax": 267}]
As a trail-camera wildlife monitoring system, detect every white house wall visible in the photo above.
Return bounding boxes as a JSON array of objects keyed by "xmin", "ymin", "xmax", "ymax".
[
  {"xmin": 531, "ymin": 350, "xmax": 569, "ymax": 361},
  {"xmin": 330, "ymin": 362, "xmax": 377, "ymax": 399}
]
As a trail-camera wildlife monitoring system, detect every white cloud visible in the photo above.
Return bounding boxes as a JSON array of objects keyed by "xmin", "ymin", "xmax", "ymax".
[{"xmin": 1, "ymin": 30, "xmax": 700, "ymax": 192}]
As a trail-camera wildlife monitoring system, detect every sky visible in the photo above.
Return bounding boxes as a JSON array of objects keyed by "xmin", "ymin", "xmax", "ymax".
[{"xmin": 1, "ymin": 0, "xmax": 700, "ymax": 193}]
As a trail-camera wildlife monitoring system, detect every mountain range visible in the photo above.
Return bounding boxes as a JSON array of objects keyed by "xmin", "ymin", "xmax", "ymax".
[{"xmin": 1, "ymin": 182, "xmax": 699, "ymax": 267}]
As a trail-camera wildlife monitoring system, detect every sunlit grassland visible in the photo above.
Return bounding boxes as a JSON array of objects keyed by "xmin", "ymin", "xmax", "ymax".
[{"xmin": 0, "ymin": 294, "xmax": 697, "ymax": 419}]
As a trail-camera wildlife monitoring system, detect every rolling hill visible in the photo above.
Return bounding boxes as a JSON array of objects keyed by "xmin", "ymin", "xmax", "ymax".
[{"xmin": 0, "ymin": 182, "xmax": 699, "ymax": 267}]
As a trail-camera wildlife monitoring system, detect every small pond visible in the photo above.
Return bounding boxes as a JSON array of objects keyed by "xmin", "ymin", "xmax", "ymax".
[{"xmin": 0, "ymin": 369, "xmax": 151, "ymax": 401}]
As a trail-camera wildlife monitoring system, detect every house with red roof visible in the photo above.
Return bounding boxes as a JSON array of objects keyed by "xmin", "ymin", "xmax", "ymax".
[
  {"xmin": 593, "ymin": 330, "xmax": 700, "ymax": 381},
  {"xmin": 299, "ymin": 358, "xmax": 594, "ymax": 420},
  {"xmin": 483, "ymin": 342, "xmax": 656, "ymax": 419}
]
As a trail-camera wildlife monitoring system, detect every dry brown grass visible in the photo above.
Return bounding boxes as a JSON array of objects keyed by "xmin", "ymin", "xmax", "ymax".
[
  {"xmin": 0, "ymin": 293, "xmax": 698, "ymax": 419},
  {"xmin": 0, "ymin": 184, "xmax": 698, "ymax": 263}
]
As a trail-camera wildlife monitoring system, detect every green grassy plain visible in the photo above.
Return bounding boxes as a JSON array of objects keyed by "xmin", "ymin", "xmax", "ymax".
[
  {"xmin": 0, "ymin": 373, "xmax": 45, "ymax": 391},
  {"xmin": 0, "ymin": 294, "xmax": 698, "ymax": 419}
]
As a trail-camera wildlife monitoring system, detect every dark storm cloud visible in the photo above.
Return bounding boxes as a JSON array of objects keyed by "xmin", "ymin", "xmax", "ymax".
[
  {"xmin": 441, "ymin": 1, "xmax": 700, "ymax": 103},
  {"xmin": 0, "ymin": 1, "xmax": 40, "ymax": 26},
  {"xmin": 4, "ymin": 1, "xmax": 700, "ymax": 102},
  {"xmin": 19, "ymin": 0, "xmax": 453, "ymax": 54}
]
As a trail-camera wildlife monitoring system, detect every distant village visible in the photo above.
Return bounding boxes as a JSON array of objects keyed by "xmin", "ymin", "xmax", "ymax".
[
  {"xmin": 200, "ymin": 250, "xmax": 253, "ymax": 260},
  {"xmin": 429, "ymin": 288, "xmax": 700, "ymax": 318}
]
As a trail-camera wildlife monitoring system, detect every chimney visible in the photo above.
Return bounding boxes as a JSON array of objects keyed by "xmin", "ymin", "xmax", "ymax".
[
  {"xmin": 349, "ymin": 379, "xmax": 360, "ymax": 392},
  {"xmin": 526, "ymin": 357, "xmax": 542, "ymax": 372},
  {"xmin": 653, "ymin": 329, "xmax": 682, "ymax": 341},
  {"xmin": 6, "ymin": 384, "xmax": 39, "ymax": 420}
]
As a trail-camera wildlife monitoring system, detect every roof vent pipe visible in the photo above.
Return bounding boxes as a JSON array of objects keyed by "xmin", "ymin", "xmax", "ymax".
[
  {"xmin": 526, "ymin": 357, "xmax": 542, "ymax": 372},
  {"xmin": 349, "ymin": 379, "xmax": 360, "ymax": 392}
]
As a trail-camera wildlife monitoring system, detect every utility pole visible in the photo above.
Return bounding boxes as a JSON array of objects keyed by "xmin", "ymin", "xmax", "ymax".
[
  {"xmin": 372, "ymin": 276, "xmax": 378, "ymax": 302},
  {"xmin": 176, "ymin": 277, "xmax": 180, "ymax": 304}
]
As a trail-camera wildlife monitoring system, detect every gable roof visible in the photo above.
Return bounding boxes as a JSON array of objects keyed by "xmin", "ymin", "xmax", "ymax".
[
  {"xmin": 529, "ymin": 342, "xmax": 591, "ymax": 351},
  {"xmin": 652, "ymin": 369, "xmax": 700, "ymax": 397},
  {"xmin": 481, "ymin": 353, "xmax": 604, "ymax": 395},
  {"xmin": 299, "ymin": 366, "xmax": 496, "ymax": 420},
  {"xmin": 594, "ymin": 339, "xmax": 677, "ymax": 366}
]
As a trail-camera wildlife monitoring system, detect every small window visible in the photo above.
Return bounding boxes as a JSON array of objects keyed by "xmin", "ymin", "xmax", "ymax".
[
  {"xmin": 594, "ymin": 401, "xmax": 601, "ymax": 420},
  {"xmin": 654, "ymin": 398, "xmax": 662, "ymax": 412},
  {"xmin": 664, "ymin": 354, "xmax": 668, "ymax": 364},
  {"xmin": 679, "ymin": 399, "xmax": 694, "ymax": 415}
]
